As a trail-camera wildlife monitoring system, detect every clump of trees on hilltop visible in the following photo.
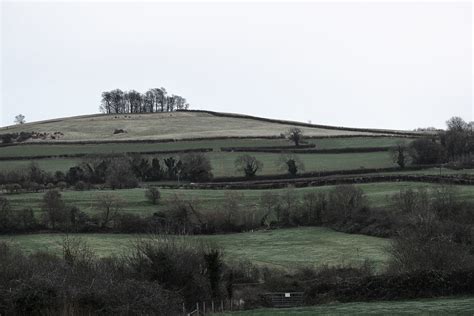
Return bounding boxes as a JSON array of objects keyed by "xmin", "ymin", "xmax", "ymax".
[{"xmin": 100, "ymin": 87, "xmax": 189, "ymax": 114}]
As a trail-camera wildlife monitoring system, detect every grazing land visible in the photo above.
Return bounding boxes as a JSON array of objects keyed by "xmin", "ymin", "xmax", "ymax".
[
  {"xmin": 0, "ymin": 111, "xmax": 393, "ymax": 142},
  {"xmin": 217, "ymin": 297, "xmax": 474, "ymax": 315},
  {"xmin": 6, "ymin": 182, "xmax": 474, "ymax": 217},
  {"xmin": 0, "ymin": 227, "xmax": 389, "ymax": 270},
  {"xmin": 0, "ymin": 151, "xmax": 396, "ymax": 176},
  {"xmin": 0, "ymin": 136, "xmax": 415, "ymax": 158},
  {"xmin": 2, "ymin": 111, "xmax": 474, "ymax": 314}
]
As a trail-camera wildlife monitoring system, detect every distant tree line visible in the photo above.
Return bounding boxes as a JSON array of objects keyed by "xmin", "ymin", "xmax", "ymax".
[
  {"xmin": 391, "ymin": 116, "xmax": 474, "ymax": 168},
  {"xmin": 99, "ymin": 87, "xmax": 190, "ymax": 114},
  {"xmin": 0, "ymin": 153, "xmax": 213, "ymax": 194}
]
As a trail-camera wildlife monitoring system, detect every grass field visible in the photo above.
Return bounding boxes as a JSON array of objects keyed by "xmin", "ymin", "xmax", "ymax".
[
  {"xmin": 0, "ymin": 136, "xmax": 415, "ymax": 158},
  {"xmin": 0, "ymin": 151, "xmax": 396, "ymax": 176},
  {"xmin": 0, "ymin": 227, "xmax": 389, "ymax": 270},
  {"xmin": 217, "ymin": 297, "xmax": 474, "ymax": 315},
  {"xmin": 0, "ymin": 112, "xmax": 385, "ymax": 142},
  {"xmin": 5, "ymin": 182, "xmax": 474, "ymax": 216}
]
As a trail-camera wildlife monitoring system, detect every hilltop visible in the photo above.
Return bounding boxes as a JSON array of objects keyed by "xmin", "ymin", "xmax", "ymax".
[{"xmin": 0, "ymin": 110, "xmax": 419, "ymax": 143}]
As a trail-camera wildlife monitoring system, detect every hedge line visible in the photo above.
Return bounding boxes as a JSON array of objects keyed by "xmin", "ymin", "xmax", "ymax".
[
  {"xmin": 161, "ymin": 174, "xmax": 474, "ymax": 190},
  {"xmin": 211, "ymin": 165, "xmax": 439, "ymax": 183},
  {"xmin": 305, "ymin": 269, "xmax": 474, "ymax": 304},
  {"xmin": 0, "ymin": 135, "xmax": 285, "ymax": 147},
  {"xmin": 0, "ymin": 148, "xmax": 214, "ymax": 161},
  {"xmin": 220, "ymin": 146, "xmax": 391, "ymax": 154},
  {"xmin": 221, "ymin": 144, "xmax": 316, "ymax": 151}
]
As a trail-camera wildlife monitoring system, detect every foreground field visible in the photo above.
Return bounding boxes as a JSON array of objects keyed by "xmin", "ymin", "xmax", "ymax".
[
  {"xmin": 0, "ymin": 111, "xmax": 387, "ymax": 142},
  {"xmin": 6, "ymin": 182, "xmax": 474, "ymax": 216},
  {"xmin": 217, "ymin": 297, "xmax": 474, "ymax": 315},
  {"xmin": 0, "ymin": 227, "xmax": 389, "ymax": 270}
]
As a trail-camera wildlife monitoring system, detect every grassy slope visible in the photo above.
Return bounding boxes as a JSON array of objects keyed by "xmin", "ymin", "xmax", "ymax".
[
  {"xmin": 0, "ymin": 227, "xmax": 389, "ymax": 270},
  {"xmin": 0, "ymin": 112, "xmax": 384, "ymax": 142},
  {"xmin": 6, "ymin": 182, "xmax": 474, "ymax": 216},
  {"xmin": 217, "ymin": 297, "xmax": 474, "ymax": 315}
]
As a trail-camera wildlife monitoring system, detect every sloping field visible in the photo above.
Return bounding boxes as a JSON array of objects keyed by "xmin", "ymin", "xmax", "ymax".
[
  {"xmin": 0, "ymin": 111, "xmax": 408, "ymax": 142},
  {"xmin": 0, "ymin": 227, "xmax": 389, "ymax": 270}
]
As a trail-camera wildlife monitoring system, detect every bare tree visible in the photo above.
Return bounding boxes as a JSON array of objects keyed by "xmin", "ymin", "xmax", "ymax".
[
  {"xmin": 14, "ymin": 114, "xmax": 26, "ymax": 124},
  {"xmin": 235, "ymin": 154, "xmax": 263, "ymax": 177},
  {"xmin": 95, "ymin": 193, "xmax": 124, "ymax": 228},
  {"xmin": 287, "ymin": 127, "xmax": 303, "ymax": 146}
]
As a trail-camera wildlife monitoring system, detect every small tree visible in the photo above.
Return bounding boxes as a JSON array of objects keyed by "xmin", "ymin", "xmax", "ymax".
[
  {"xmin": 94, "ymin": 193, "xmax": 124, "ymax": 228},
  {"xmin": 277, "ymin": 154, "xmax": 305, "ymax": 176},
  {"xmin": 390, "ymin": 143, "xmax": 408, "ymax": 168},
  {"xmin": 41, "ymin": 189, "xmax": 66, "ymax": 229},
  {"xmin": 235, "ymin": 155, "xmax": 263, "ymax": 178},
  {"xmin": 180, "ymin": 153, "xmax": 213, "ymax": 182},
  {"xmin": 105, "ymin": 158, "xmax": 138, "ymax": 189},
  {"xmin": 287, "ymin": 128, "xmax": 303, "ymax": 146},
  {"xmin": 14, "ymin": 114, "xmax": 26, "ymax": 125},
  {"xmin": 145, "ymin": 186, "xmax": 161, "ymax": 205}
]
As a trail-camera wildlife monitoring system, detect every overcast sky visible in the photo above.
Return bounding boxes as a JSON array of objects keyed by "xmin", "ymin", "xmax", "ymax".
[{"xmin": 1, "ymin": 1, "xmax": 472, "ymax": 129}]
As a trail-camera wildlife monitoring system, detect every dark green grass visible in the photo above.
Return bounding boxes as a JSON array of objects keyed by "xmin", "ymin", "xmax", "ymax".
[
  {"xmin": 0, "ymin": 227, "xmax": 389, "ymax": 270},
  {"xmin": 0, "ymin": 137, "xmax": 414, "ymax": 158},
  {"xmin": 307, "ymin": 136, "xmax": 414, "ymax": 149},
  {"xmin": 0, "ymin": 151, "xmax": 396, "ymax": 177},
  {"xmin": 5, "ymin": 182, "xmax": 474, "ymax": 217},
  {"xmin": 216, "ymin": 297, "xmax": 474, "ymax": 315}
]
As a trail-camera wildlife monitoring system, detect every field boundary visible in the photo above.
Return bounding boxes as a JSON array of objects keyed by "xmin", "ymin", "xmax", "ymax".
[
  {"xmin": 0, "ymin": 148, "xmax": 214, "ymax": 161},
  {"xmin": 159, "ymin": 174, "xmax": 474, "ymax": 190},
  {"xmin": 220, "ymin": 146, "xmax": 392, "ymax": 154},
  {"xmin": 180, "ymin": 110, "xmax": 431, "ymax": 137}
]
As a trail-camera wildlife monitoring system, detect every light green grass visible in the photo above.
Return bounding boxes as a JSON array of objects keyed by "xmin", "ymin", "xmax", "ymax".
[
  {"xmin": 0, "ymin": 137, "xmax": 414, "ymax": 158},
  {"xmin": 0, "ymin": 112, "xmax": 380, "ymax": 142},
  {"xmin": 5, "ymin": 182, "xmax": 474, "ymax": 217},
  {"xmin": 206, "ymin": 151, "xmax": 396, "ymax": 177},
  {"xmin": 0, "ymin": 158, "xmax": 81, "ymax": 173},
  {"xmin": 308, "ymin": 137, "xmax": 414, "ymax": 149},
  {"xmin": 217, "ymin": 297, "xmax": 474, "ymax": 315},
  {"xmin": 0, "ymin": 151, "xmax": 396, "ymax": 176},
  {"xmin": 0, "ymin": 227, "xmax": 389, "ymax": 270}
]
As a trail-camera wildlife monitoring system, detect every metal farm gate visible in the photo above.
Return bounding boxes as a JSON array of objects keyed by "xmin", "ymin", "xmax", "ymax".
[{"xmin": 263, "ymin": 292, "xmax": 304, "ymax": 308}]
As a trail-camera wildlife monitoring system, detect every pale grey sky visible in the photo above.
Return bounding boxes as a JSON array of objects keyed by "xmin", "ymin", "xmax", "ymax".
[{"xmin": 1, "ymin": 1, "xmax": 472, "ymax": 129}]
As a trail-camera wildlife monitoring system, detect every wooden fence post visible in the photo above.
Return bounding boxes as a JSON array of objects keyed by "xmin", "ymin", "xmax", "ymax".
[{"xmin": 212, "ymin": 301, "xmax": 215, "ymax": 313}]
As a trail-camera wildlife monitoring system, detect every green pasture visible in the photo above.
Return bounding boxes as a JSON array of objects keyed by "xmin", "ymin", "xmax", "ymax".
[
  {"xmin": 4, "ymin": 182, "xmax": 474, "ymax": 217},
  {"xmin": 0, "ymin": 151, "xmax": 396, "ymax": 177},
  {"xmin": 0, "ymin": 112, "xmax": 387, "ymax": 142},
  {"xmin": 0, "ymin": 227, "xmax": 389, "ymax": 270},
  {"xmin": 0, "ymin": 136, "xmax": 415, "ymax": 158}
]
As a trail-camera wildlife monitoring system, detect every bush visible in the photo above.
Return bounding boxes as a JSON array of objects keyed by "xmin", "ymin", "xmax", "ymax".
[
  {"xmin": 180, "ymin": 153, "xmax": 213, "ymax": 182},
  {"xmin": 145, "ymin": 186, "xmax": 161, "ymax": 205},
  {"xmin": 409, "ymin": 138, "xmax": 446, "ymax": 164}
]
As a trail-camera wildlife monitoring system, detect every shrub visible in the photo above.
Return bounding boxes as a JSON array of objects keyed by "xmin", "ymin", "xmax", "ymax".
[
  {"xmin": 145, "ymin": 187, "xmax": 161, "ymax": 205},
  {"xmin": 235, "ymin": 155, "xmax": 263, "ymax": 178},
  {"xmin": 180, "ymin": 153, "xmax": 213, "ymax": 182}
]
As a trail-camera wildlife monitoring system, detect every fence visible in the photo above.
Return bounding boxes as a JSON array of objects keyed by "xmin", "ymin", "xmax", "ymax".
[
  {"xmin": 185, "ymin": 292, "xmax": 305, "ymax": 315},
  {"xmin": 185, "ymin": 299, "xmax": 244, "ymax": 315}
]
